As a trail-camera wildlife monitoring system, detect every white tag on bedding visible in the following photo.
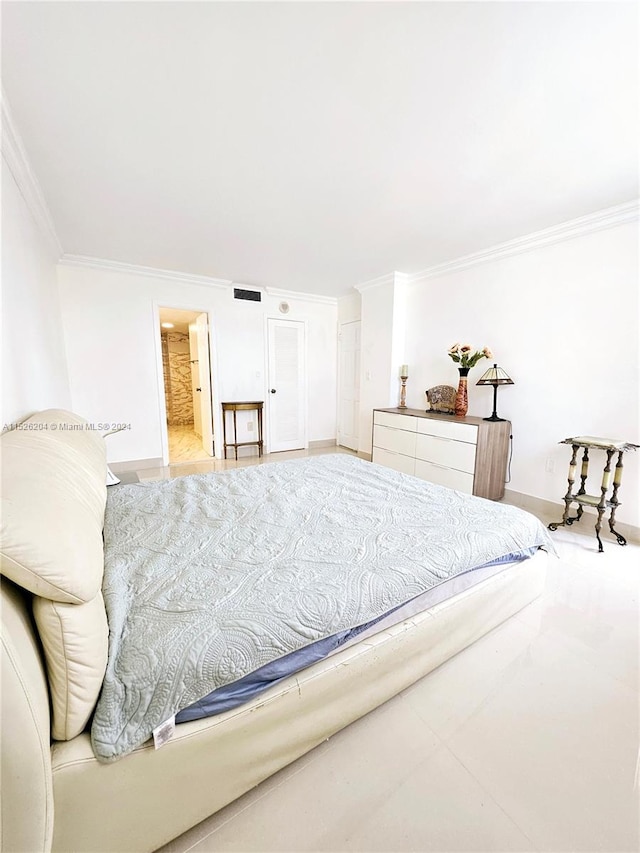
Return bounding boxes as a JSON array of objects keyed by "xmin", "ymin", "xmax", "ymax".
[{"xmin": 153, "ymin": 716, "xmax": 175, "ymax": 749}]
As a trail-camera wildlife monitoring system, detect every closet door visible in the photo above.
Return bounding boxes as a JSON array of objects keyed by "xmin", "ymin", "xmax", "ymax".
[
  {"xmin": 267, "ymin": 318, "xmax": 306, "ymax": 452},
  {"xmin": 337, "ymin": 321, "xmax": 360, "ymax": 451}
]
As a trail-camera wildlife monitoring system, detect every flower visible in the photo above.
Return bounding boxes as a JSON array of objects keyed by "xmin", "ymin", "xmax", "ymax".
[{"xmin": 448, "ymin": 342, "xmax": 493, "ymax": 369}]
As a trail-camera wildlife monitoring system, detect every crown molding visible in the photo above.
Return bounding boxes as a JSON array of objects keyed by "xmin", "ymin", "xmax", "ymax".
[
  {"xmin": 354, "ymin": 272, "xmax": 396, "ymax": 293},
  {"xmin": 59, "ymin": 254, "xmax": 233, "ymax": 289},
  {"xmin": 408, "ymin": 200, "xmax": 640, "ymax": 284},
  {"xmin": 1, "ymin": 89, "xmax": 63, "ymax": 257},
  {"xmin": 265, "ymin": 286, "xmax": 337, "ymax": 306}
]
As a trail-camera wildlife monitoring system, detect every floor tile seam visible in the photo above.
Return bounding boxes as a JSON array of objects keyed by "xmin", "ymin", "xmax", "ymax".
[
  {"xmin": 512, "ymin": 610, "xmax": 639, "ymax": 696},
  {"xmin": 404, "ymin": 639, "xmax": 536, "ymax": 748},
  {"xmin": 438, "ymin": 741, "xmax": 540, "ymax": 852},
  {"xmin": 178, "ymin": 740, "xmax": 341, "ymax": 852},
  {"xmin": 396, "ymin": 690, "xmax": 448, "ymax": 748}
]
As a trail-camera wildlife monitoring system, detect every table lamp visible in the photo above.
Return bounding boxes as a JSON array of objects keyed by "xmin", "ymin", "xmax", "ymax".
[{"xmin": 476, "ymin": 364, "xmax": 514, "ymax": 422}]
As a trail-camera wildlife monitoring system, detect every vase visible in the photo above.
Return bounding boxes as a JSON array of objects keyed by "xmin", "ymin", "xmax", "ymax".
[{"xmin": 454, "ymin": 367, "xmax": 470, "ymax": 417}]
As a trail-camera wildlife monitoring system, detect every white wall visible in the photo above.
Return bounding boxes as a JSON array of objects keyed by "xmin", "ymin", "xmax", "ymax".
[
  {"xmin": 1, "ymin": 157, "xmax": 70, "ymax": 425},
  {"xmin": 337, "ymin": 291, "xmax": 361, "ymax": 325},
  {"xmin": 57, "ymin": 264, "xmax": 337, "ymax": 463},
  {"xmin": 401, "ymin": 221, "xmax": 639, "ymax": 526},
  {"xmin": 358, "ymin": 275, "xmax": 410, "ymax": 455}
]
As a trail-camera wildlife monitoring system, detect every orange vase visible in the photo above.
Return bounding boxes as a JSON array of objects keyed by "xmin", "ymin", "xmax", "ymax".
[{"xmin": 454, "ymin": 367, "xmax": 469, "ymax": 417}]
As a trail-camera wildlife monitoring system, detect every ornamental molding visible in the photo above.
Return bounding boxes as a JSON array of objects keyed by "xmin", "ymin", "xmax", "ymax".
[
  {"xmin": 265, "ymin": 286, "xmax": 337, "ymax": 306},
  {"xmin": 408, "ymin": 200, "xmax": 640, "ymax": 284},
  {"xmin": 355, "ymin": 272, "xmax": 405, "ymax": 293},
  {"xmin": 59, "ymin": 255, "xmax": 233, "ymax": 289},
  {"xmin": 1, "ymin": 89, "xmax": 63, "ymax": 257}
]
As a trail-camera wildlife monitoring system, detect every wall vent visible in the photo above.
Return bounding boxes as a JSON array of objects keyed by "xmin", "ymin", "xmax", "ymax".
[{"xmin": 233, "ymin": 288, "xmax": 262, "ymax": 302}]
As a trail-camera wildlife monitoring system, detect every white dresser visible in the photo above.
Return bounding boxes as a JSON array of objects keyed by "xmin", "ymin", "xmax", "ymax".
[{"xmin": 372, "ymin": 408, "xmax": 511, "ymax": 501}]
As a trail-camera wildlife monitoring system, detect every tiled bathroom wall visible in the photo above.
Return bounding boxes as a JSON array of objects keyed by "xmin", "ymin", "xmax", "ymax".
[{"xmin": 162, "ymin": 331, "xmax": 194, "ymax": 425}]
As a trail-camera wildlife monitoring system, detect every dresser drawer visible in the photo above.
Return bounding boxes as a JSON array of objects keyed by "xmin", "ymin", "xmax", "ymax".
[
  {"xmin": 373, "ymin": 424, "xmax": 417, "ymax": 457},
  {"xmin": 374, "ymin": 411, "xmax": 418, "ymax": 432},
  {"xmin": 416, "ymin": 418, "xmax": 478, "ymax": 444},
  {"xmin": 372, "ymin": 447, "xmax": 416, "ymax": 477},
  {"xmin": 414, "ymin": 459, "xmax": 474, "ymax": 494},
  {"xmin": 415, "ymin": 433, "xmax": 477, "ymax": 474}
]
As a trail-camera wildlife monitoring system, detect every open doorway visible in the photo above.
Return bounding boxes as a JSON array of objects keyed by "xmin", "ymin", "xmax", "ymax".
[{"xmin": 158, "ymin": 307, "xmax": 215, "ymax": 464}]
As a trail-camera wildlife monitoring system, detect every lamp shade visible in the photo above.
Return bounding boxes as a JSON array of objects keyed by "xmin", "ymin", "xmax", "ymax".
[{"xmin": 476, "ymin": 364, "xmax": 514, "ymax": 386}]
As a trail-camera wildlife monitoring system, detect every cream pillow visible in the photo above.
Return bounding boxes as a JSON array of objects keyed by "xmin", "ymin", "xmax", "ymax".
[
  {"xmin": 0, "ymin": 409, "xmax": 107, "ymax": 603},
  {"xmin": 33, "ymin": 593, "xmax": 109, "ymax": 740}
]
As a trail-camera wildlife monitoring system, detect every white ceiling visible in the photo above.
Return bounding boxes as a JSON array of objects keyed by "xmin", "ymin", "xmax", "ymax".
[
  {"xmin": 2, "ymin": 1, "xmax": 638, "ymax": 298},
  {"xmin": 159, "ymin": 306, "xmax": 200, "ymax": 334}
]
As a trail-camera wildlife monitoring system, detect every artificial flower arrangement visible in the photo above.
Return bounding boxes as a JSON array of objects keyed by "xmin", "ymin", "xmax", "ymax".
[{"xmin": 448, "ymin": 343, "xmax": 493, "ymax": 369}]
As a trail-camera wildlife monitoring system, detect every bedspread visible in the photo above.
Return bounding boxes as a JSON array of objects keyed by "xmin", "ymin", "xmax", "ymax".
[{"xmin": 92, "ymin": 454, "xmax": 553, "ymax": 761}]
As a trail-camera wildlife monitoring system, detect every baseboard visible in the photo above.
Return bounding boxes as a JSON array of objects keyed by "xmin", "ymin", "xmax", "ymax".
[
  {"xmin": 309, "ymin": 439, "xmax": 337, "ymax": 449},
  {"xmin": 502, "ymin": 488, "xmax": 640, "ymax": 545},
  {"xmin": 109, "ymin": 457, "xmax": 163, "ymax": 473},
  {"xmin": 357, "ymin": 451, "xmax": 372, "ymax": 462}
]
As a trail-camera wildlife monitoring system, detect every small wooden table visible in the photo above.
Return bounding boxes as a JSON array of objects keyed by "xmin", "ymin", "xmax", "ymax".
[
  {"xmin": 221, "ymin": 401, "xmax": 264, "ymax": 460},
  {"xmin": 548, "ymin": 435, "xmax": 638, "ymax": 552}
]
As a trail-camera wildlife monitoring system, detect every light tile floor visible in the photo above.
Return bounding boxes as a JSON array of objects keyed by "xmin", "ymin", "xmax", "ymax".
[
  {"xmin": 145, "ymin": 449, "xmax": 639, "ymax": 853},
  {"xmin": 168, "ymin": 424, "xmax": 213, "ymax": 464},
  {"xmin": 139, "ymin": 443, "xmax": 356, "ymax": 482}
]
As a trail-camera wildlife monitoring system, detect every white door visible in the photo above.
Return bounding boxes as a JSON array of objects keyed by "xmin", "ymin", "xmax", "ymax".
[
  {"xmin": 195, "ymin": 313, "xmax": 214, "ymax": 456},
  {"xmin": 188, "ymin": 323, "xmax": 202, "ymax": 438},
  {"xmin": 337, "ymin": 321, "xmax": 361, "ymax": 451},
  {"xmin": 267, "ymin": 318, "xmax": 306, "ymax": 452}
]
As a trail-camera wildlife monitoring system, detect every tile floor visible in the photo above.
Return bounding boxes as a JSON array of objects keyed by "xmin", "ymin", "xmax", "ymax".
[
  {"xmin": 139, "ymin": 443, "xmax": 356, "ymax": 482},
  {"xmin": 168, "ymin": 424, "xmax": 213, "ymax": 464},
  {"xmin": 142, "ymin": 448, "xmax": 639, "ymax": 853}
]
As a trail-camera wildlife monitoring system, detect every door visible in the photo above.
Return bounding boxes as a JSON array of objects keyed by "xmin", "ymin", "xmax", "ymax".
[
  {"xmin": 188, "ymin": 323, "xmax": 202, "ymax": 438},
  {"xmin": 195, "ymin": 313, "xmax": 214, "ymax": 456},
  {"xmin": 337, "ymin": 321, "xmax": 361, "ymax": 451},
  {"xmin": 267, "ymin": 318, "xmax": 306, "ymax": 452}
]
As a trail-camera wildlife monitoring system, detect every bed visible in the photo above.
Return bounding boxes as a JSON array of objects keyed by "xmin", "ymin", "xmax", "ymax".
[{"xmin": 0, "ymin": 410, "xmax": 553, "ymax": 852}]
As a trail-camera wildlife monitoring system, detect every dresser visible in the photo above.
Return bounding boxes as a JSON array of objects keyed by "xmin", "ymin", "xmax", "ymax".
[{"xmin": 372, "ymin": 408, "xmax": 511, "ymax": 501}]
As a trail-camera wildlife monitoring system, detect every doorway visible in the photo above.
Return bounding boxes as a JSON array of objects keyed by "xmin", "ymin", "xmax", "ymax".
[{"xmin": 158, "ymin": 307, "xmax": 215, "ymax": 464}]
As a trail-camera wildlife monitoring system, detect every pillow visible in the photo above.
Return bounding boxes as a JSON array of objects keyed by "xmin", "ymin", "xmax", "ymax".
[
  {"xmin": 0, "ymin": 409, "xmax": 107, "ymax": 603},
  {"xmin": 33, "ymin": 593, "xmax": 109, "ymax": 740}
]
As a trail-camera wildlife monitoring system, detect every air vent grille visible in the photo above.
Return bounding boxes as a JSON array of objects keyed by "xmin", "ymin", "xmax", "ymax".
[{"xmin": 233, "ymin": 288, "xmax": 261, "ymax": 302}]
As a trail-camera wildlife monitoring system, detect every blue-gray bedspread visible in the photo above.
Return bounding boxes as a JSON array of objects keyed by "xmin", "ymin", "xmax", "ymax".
[{"xmin": 92, "ymin": 454, "xmax": 553, "ymax": 761}]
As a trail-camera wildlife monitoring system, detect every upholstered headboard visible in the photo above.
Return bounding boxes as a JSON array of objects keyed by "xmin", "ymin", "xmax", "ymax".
[{"xmin": 0, "ymin": 409, "xmax": 109, "ymax": 740}]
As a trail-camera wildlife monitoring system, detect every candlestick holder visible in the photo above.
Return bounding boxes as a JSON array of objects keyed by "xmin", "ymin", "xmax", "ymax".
[{"xmin": 399, "ymin": 375, "xmax": 408, "ymax": 408}]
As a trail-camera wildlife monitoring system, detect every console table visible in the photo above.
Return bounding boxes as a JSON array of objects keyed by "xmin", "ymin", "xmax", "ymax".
[
  {"xmin": 221, "ymin": 401, "xmax": 264, "ymax": 460},
  {"xmin": 548, "ymin": 435, "xmax": 638, "ymax": 552}
]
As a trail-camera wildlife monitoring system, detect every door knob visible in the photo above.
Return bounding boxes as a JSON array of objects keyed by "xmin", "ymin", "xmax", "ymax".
[
  {"xmin": 196, "ymin": 387, "xmax": 202, "ymax": 392},
  {"xmin": 270, "ymin": 388, "xmax": 277, "ymax": 394}
]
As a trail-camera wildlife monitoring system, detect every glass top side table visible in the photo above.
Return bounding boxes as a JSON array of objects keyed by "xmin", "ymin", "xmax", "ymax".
[{"xmin": 548, "ymin": 435, "xmax": 639, "ymax": 552}]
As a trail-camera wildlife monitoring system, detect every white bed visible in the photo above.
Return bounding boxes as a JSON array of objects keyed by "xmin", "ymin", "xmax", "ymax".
[{"xmin": 0, "ymin": 410, "xmax": 551, "ymax": 853}]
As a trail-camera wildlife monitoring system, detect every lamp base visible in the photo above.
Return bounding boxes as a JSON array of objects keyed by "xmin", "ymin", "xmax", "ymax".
[{"xmin": 483, "ymin": 415, "xmax": 506, "ymax": 422}]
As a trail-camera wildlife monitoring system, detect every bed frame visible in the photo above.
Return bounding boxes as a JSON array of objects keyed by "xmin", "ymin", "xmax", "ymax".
[{"xmin": 1, "ymin": 410, "xmax": 548, "ymax": 853}]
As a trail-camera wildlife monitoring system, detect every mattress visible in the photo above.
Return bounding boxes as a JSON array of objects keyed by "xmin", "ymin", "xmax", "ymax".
[
  {"xmin": 94, "ymin": 454, "xmax": 554, "ymax": 761},
  {"xmin": 176, "ymin": 549, "xmax": 536, "ymax": 722}
]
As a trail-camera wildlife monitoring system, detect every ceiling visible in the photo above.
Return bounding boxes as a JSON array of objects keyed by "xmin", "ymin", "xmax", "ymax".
[
  {"xmin": 2, "ymin": 1, "xmax": 638, "ymax": 298},
  {"xmin": 159, "ymin": 306, "xmax": 201, "ymax": 334}
]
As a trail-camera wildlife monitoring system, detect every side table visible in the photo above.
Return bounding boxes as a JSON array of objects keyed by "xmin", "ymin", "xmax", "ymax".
[
  {"xmin": 221, "ymin": 401, "xmax": 264, "ymax": 460},
  {"xmin": 548, "ymin": 435, "xmax": 638, "ymax": 552}
]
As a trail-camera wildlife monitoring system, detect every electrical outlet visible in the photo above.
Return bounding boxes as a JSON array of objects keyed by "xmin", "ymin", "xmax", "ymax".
[
  {"xmin": 545, "ymin": 458, "xmax": 555, "ymax": 474},
  {"xmin": 247, "ymin": 421, "xmax": 254, "ymax": 432}
]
